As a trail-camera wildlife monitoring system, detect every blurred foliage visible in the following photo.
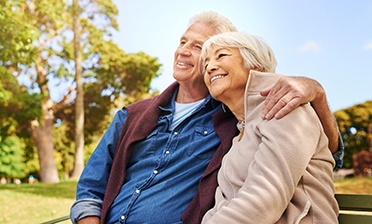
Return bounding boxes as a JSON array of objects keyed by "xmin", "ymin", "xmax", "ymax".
[
  {"xmin": 0, "ymin": 0, "xmax": 40, "ymax": 66},
  {"xmin": 0, "ymin": 136, "xmax": 25, "ymax": 178},
  {"xmin": 334, "ymin": 100, "xmax": 372, "ymax": 168},
  {"xmin": 0, "ymin": 0, "xmax": 162, "ymax": 179},
  {"xmin": 53, "ymin": 122, "xmax": 74, "ymax": 178}
]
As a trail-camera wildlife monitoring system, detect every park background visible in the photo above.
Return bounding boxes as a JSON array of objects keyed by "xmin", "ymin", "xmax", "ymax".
[{"xmin": 1, "ymin": 0, "xmax": 372, "ymax": 223}]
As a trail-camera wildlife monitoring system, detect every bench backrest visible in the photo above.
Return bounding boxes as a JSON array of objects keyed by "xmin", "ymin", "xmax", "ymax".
[
  {"xmin": 41, "ymin": 194, "xmax": 372, "ymax": 223},
  {"xmin": 335, "ymin": 193, "xmax": 372, "ymax": 224}
]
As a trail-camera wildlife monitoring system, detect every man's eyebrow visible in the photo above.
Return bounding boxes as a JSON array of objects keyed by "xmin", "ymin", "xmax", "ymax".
[{"xmin": 196, "ymin": 40, "xmax": 204, "ymax": 46}]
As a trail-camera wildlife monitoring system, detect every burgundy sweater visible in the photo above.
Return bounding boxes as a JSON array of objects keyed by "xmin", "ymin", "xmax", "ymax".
[{"xmin": 101, "ymin": 82, "xmax": 238, "ymax": 224}]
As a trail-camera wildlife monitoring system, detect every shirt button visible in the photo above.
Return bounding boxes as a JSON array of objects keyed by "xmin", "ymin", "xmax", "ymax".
[
  {"xmin": 203, "ymin": 131, "xmax": 208, "ymax": 135},
  {"xmin": 165, "ymin": 150, "xmax": 170, "ymax": 154},
  {"xmin": 121, "ymin": 215, "xmax": 126, "ymax": 220},
  {"xmin": 135, "ymin": 189, "xmax": 140, "ymax": 194},
  {"xmin": 174, "ymin": 132, "xmax": 178, "ymax": 135},
  {"xmin": 153, "ymin": 170, "xmax": 158, "ymax": 174}
]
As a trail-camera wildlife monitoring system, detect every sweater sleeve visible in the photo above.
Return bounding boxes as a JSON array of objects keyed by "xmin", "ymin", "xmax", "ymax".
[{"xmin": 203, "ymin": 104, "xmax": 329, "ymax": 224}]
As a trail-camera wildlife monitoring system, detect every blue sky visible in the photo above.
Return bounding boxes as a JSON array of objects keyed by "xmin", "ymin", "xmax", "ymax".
[{"xmin": 112, "ymin": 0, "xmax": 372, "ymax": 112}]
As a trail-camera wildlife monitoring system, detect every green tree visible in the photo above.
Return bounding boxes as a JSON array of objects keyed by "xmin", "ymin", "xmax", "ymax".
[
  {"xmin": 334, "ymin": 100, "xmax": 372, "ymax": 168},
  {"xmin": 0, "ymin": 1, "xmax": 40, "ymax": 180},
  {"xmin": 1, "ymin": 0, "xmax": 161, "ymax": 182},
  {"xmin": 0, "ymin": 0, "xmax": 38, "ymax": 67},
  {"xmin": 0, "ymin": 71, "xmax": 41, "ymax": 179},
  {"xmin": 0, "ymin": 136, "xmax": 26, "ymax": 179},
  {"xmin": 70, "ymin": 0, "xmax": 85, "ymax": 179},
  {"xmin": 53, "ymin": 122, "xmax": 74, "ymax": 180},
  {"xmin": 63, "ymin": 0, "xmax": 161, "ymax": 179}
]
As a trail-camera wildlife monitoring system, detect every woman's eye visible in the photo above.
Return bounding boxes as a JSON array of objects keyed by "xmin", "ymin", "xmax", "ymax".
[{"xmin": 218, "ymin": 53, "xmax": 228, "ymax": 59}]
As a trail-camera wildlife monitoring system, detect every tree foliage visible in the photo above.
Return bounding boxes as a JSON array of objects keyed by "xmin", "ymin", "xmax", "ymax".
[
  {"xmin": 0, "ymin": 0, "xmax": 39, "ymax": 66},
  {"xmin": 0, "ymin": 136, "xmax": 26, "ymax": 178},
  {"xmin": 0, "ymin": 73, "xmax": 39, "ymax": 179},
  {"xmin": 0, "ymin": 0, "xmax": 161, "ymax": 181},
  {"xmin": 334, "ymin": 101, "xmax": 372, "ymax": 168}
]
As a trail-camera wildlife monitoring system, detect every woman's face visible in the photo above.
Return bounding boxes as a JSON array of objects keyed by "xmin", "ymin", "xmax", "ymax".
[{"xmin": 203, "ymin": 45, "xmax": 250, "ymax": 102}]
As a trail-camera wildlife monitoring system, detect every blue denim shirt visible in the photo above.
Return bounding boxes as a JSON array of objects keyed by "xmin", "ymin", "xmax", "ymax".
[{"xmin": 71, "ymin": 94, "xmax": 222, "ymax": 224}]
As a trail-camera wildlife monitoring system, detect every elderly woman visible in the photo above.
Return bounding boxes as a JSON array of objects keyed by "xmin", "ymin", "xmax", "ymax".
[{"xmin": 200, "ymin": 32, "xmax": 339, "ymax": 223}]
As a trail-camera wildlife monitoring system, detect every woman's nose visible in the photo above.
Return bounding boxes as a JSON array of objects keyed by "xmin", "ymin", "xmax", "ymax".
[{"xmin": 207, "ymin": 63, "xmax": 218, "ymax": 74}]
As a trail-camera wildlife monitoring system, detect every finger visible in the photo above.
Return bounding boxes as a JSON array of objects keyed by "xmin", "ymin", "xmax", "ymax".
[
  {"xmin": 259, "ymin": 85, "xmax": 272, "ymax": 97},
  {"xmin": 261, "ymin": 87, "xmax": 288, "ymax": 119},
  {"xmin": 263, "ymin": 85, "xmax": 281, "ymax": 106},
  {"xmin": 263, "ymin": 97, "xmax": 289, "ymax": 120},
  {"xmin": 273, "ymin": 98, "xmax": 302, "ymax": 119}
]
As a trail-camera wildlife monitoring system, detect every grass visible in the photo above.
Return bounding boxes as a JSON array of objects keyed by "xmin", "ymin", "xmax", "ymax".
[
  {"xmin": 0, "ymin": 181, "xmax": 76, "ymax": 224},
  {"xmin": 0, "ymin": 177, "xmax": 372, "ymax": 224},
  {"xmin": 334, "ymin": 176, "xmax": 372, "ymax": 194}
]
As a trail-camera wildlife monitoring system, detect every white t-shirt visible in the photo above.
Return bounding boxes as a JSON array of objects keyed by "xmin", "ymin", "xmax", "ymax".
[{"xmin": 170, "ymin": 98, "xmax": 205, "ymax": 130}]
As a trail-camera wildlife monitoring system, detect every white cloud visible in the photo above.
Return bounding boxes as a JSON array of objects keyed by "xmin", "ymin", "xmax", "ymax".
[
  {"xmin": 298, "ymin": 40, "xmax": 321, "ymax": 52},
  {"xmin": 362, "ymin": 41, "xmax": 372, "ymax": 51}
]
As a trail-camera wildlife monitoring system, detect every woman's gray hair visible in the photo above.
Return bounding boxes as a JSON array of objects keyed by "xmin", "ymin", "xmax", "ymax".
[
  {"xmin": 201, "ymin": 32, "xmax": 277, "ymax": 73},
  {"xmin": 188, "ymin": 11, "xmax": 238, "ymax": 34}
]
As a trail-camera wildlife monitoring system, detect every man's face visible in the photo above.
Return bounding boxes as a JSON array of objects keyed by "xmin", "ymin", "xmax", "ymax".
[{"xmin": 173, "ymin": 22, "xmax": 218, "ymax": 87}]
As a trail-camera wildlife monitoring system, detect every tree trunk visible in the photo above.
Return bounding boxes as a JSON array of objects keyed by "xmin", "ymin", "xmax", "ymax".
[
  {"xmin": 32, "ymin": 49, "xmax": 60, "ymax": 183},
  {"xmin": 70, "ymin": 0, "xmax": 84, "ymax": 180},
  {"xmin": 31, "ymin": 99, "xmax": 60, "ymax": 183}
]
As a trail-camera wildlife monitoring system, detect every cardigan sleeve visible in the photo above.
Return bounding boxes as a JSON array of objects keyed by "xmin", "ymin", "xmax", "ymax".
[{"xmin": 203, "ymin": 104, "xmax": 333, "ymax": 224}]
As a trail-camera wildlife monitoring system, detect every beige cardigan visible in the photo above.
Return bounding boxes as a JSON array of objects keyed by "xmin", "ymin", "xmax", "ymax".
[{"xmin": 202, "ymin": 71, "xmax": 338, "ymax": 224}]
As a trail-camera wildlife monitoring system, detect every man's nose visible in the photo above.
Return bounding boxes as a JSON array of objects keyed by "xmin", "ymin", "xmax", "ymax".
[{"xmin": 178, "ymin": 45, "xmax": 191, "ymax": 56}]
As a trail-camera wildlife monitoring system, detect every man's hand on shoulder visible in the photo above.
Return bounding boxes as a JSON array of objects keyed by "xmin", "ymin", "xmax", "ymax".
[
  {"xmin": 260, "ymin": 76, "xmax": 323, "ymax": 120},
  {"xmin": 260, "ymin": 75, "xmax": 339, "ymax": 153}
]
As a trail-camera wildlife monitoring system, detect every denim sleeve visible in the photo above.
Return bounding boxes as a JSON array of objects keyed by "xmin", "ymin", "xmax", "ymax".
[
  {"xmin": 70, "ymin": 199, "xmax": 103, "ymax": 224},
  {"xmin": 70, "ymin": 109, "xmax": 128, "ymax": 222},
  {"xmin": 332, "ymin": 131, "xmax": 344, "ymax": 171}
]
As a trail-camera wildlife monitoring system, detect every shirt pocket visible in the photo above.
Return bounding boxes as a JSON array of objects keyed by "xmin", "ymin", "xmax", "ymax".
[
  {"xmin": 186, "ymin": 125, "xmax": 217, "ymax": 160},
  {"xmin": 132, "ymin": 129, "xmax": 159, "ymax": 159}
]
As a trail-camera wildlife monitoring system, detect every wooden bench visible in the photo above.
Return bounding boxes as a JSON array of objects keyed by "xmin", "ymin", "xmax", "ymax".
[
  {"xmin": 336, "ymin": 193, "xmax": 372, "ymax": 223},
  {"xmin": 42, "ymin": 194, "xmax": 372, "ymax": 223}
]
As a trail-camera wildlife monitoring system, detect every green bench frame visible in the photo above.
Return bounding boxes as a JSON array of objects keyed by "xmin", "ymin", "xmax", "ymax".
[
  {"xmin": 336, "ymin": 193, "xmax": 372, "ymax": 223},
  {"xmin": 41, "ymin": 194, "xmax": 372, "ymax": 223},
  {"xmin": 40, "ymin": 215, "xmax": 69, "ymax": 224}
]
